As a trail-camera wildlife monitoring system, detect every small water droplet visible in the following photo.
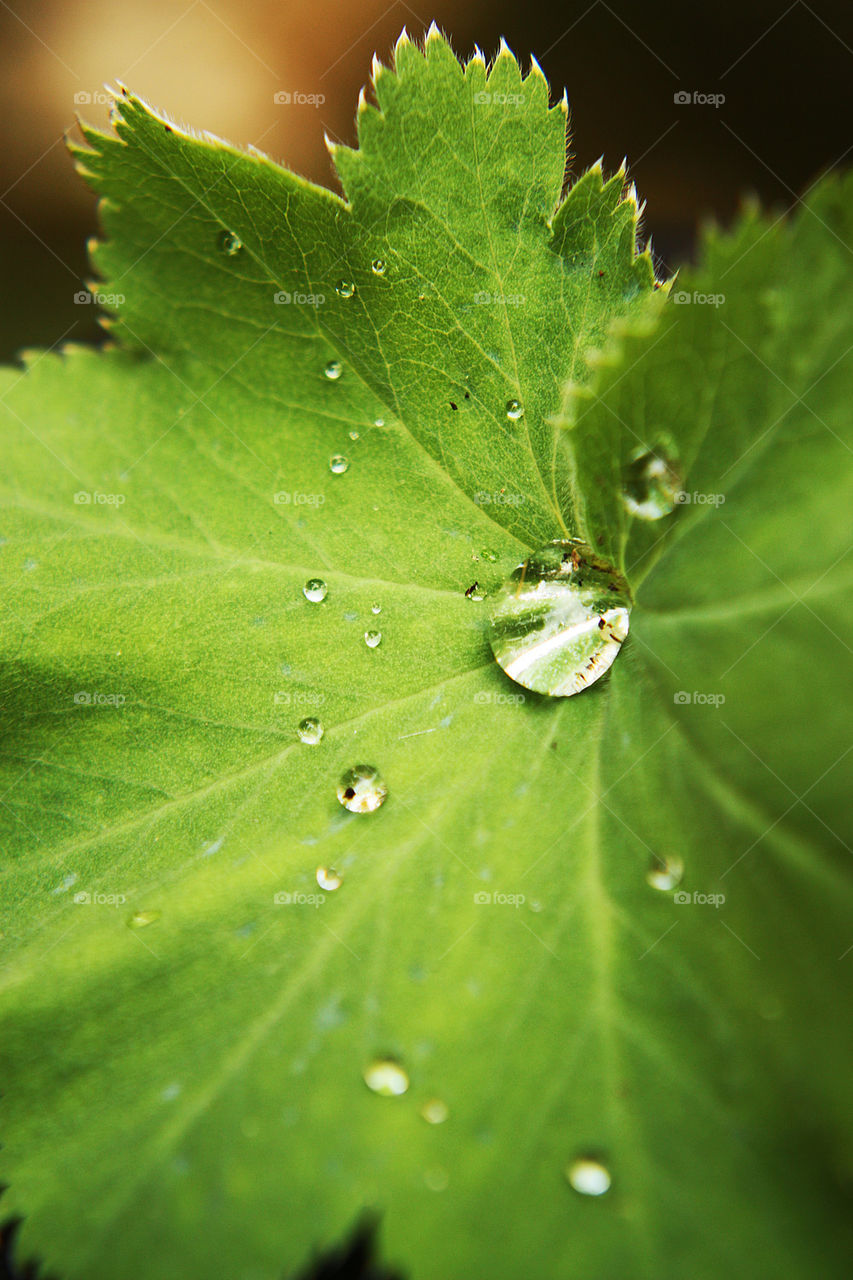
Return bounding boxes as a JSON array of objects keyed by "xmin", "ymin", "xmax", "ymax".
[
  {"xmin": 480, "ymin": 549, "xmax": 498, "ymax": 563},
  {"xmin": 465, "ymin": 582, "xmax": 484, "ymax": 601},
  {"xmin": 324, "ymin": 360, "xmax": 343, "ymax": 380},
  {"xmin": 646, "ymin": 854, "xmax": 683, "ymax": 892},
  {"xmin": 329, "ymin": 454, "xmax": 349, "ymax": 474},
  {"xmin": 371, "ymin": 258, "xmax": 386, "ymax": 276},
  {"xmin": 364, "ymin": 630, "xmax": 382, "ymax": 649},
  {"xmin": 505, "ymin": 398, "xmax": 524, "ymax": 421},
  {"xmin": 363, "ymin": 1057, "xmax": 408, "ymax": 1095},
  {"xmin": 488, "ymin": 539, "xmax": 631, "ymax": 697},
  {"xmin": 218, "ymin": 229, "xmax": 243, "ymax": 256},
  {"xmin": 337, "ymin": 764, "xmax": 387, "ymax": 813},
  {"xmin": 297, "ymin": 717, "xmax": 324, "ymax": 745},
  {"xmin": 622, "ymin": 442, "xmax": 684, "ymax": 520},
  {"xmin": 565, "ymin": 1157, "xmax": 611, "ymax": 1196},
  {"xmin": 370, "ymin": 602, "xmax": 382, "ymax": 615},
  {"xmin": 421, "ymin": 1098, "xmax": 449, "ymax": 1125},
  {"xmin": 127, "ymin": 910, "xmax": 161, "ymax": 929},
  {"xmin": 374, "ymin": 416, "xmax": 385, "ymax": 427},
  {"xmin": 348, "ymin": 430, "xmax": 360, "ymax": 441},
  {"xmin": 424, "ymin": 1166, "xmax": 449, "ymax": 1191},
  {"xmin": 336, "ymin": 280, "xmax": 356, "ymax": 298},
  {"xmin": 316, "ymin": 866, "xmax": 342, "ymax": 890},
  {"xmin": 303, "ymin": 578, "xmax": 328, "ymax": 603}
]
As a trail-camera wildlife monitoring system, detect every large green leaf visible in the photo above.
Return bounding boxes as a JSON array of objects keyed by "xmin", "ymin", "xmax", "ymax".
[{"xmin": 2, "ymin": 30, "xmax": 852, "ymax": 1280}]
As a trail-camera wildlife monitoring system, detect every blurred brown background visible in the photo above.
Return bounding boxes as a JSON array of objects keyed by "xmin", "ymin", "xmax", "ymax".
[{"xmin": 1, "ymin": 0, "xmax": 852, "ymax": 361}]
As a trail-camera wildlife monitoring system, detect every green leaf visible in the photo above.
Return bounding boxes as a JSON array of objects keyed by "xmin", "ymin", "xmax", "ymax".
[{"xmin": 2, "ymin": 30, "xmax": 852, "ymax": 1280}]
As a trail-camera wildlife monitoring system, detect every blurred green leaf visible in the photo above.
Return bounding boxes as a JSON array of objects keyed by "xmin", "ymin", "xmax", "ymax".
[{"xmin": 1, "ymin": 29, "xmax": 852, "ymax": 1280}]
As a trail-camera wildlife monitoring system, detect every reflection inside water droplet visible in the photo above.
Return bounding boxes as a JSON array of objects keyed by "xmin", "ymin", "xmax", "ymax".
[
  {"xmin": 421, "ymin": 1098, "xmax": 449, "ymax": 1125},
  {"xmin": 363, "ymin": 1058, "xmax": 408, "ymax": 1095},
  {"xmin": 364, "ymin": 630, "xmax": 382, "ymax": 648},
  {"xmin": 622, "ymin": 441, "xmax": 684, "ymax": 520},
  {"xmin": 337, "ymin": 765, "xmax": 387, "ymax": 813},
  {"xmin": 646, "ymin": 854, "xmax": 683, "ymax": 891},
  {"xmin": 316, "ymin": 866, "xmax": 342, "ymax": 890},
  {"xmin": 505, "ymin": 398, "xmax": 524, "ymax": 421},
  {"xmin": 566, "ymin": 1157, "xmax": 611, "ymax": 1196},
  {"xmin": 324, "ymin": 360, "xmax": 343, "ymax": 380},
  {"xmin": 336, "ymin": 280, "xmax": 356, "ymax": 298},
  {"xmin": 371, "ymin": 258, "xmax": 386, "ymax": 275},
  {"xmin": 488, "ymin": 540, "xmax": 631, "ymax": 697},
  {"xmin": 329, "ymin": 455, "xmax": 349, "ymax": 474},
  {"xmin": 297, "ymin": 717, "xmax": 324, "ymax": 745},
  {"xmin": 303, "ymin": 578, "xmax": 328, "ymax": 603},
  {"xmin": 218, "ymin": 229, "xmax": 243, "ymax": 256},
  {"xmin": 127, "ymin": 910, "xmax": 161, "ymax": 929}
]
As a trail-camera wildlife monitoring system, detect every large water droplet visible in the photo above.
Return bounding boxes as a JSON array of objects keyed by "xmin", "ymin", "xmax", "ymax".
[
  {"xmin": 329, "ymin": 455, "xmax": 349, "ymax": 474},
  {"xmin": 364, "ymin": 629, "xmax": 382, "ymax": 649},
  {"xmin": 363, "ymin": 1058, "xmax": 408, "ymax": 1096},
  {"xmin": 371, "ymin": 258, "xmax": 386, "ymax": 276},
  {"xmin": 337, "ymin": 764, "xmax": 387, "ymax": 813},
  {"xmin": 566, "ymin": 1157, "xmax": 611, "ymax": 1196},
  {"xmin": 336, "ymin": 280, "xmax": 356, "ymax": 298},
  {"xmin": 421, "ymin": 1098, "xmax": 449, "ymax": 1125},
  {"xmin": 622, "ymin": 442, "xmax": 684, "ymax": 520},
  {"xmin": 303, "ymin": 578, "xmax": 328, "ymax": 603},
  {"xmin": 297, "ymin": 717, "xmax": 324, "ymax": 745},
  {"xmin": 324, "ymin": 360, "xmax": 343, "ymax": 381},
  {"xmin": 646, "ymin": 854, "xmax": 683, "ymax": 891},
  {"xmin": 488, "ymin": 540, "xmax": 631, "ymax": 697},
  {"xmin": 316, "ymin": 866, "xmax": 342, "ymax": 891},
  {"xmin": 218, "ymin": 229, "xmax": 243, "ymax": 256},
  {"xmin": 505, "ymin": 398, "xmax": 524, "ymax": 421}
]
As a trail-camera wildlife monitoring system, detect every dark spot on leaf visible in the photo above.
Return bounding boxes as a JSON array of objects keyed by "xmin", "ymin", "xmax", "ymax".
[{"xmin": 449, "ymin": 401, "xmax": 458, "ymax": 410}]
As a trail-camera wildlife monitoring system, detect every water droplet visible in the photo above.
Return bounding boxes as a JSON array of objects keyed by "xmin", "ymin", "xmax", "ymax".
[
  {"xmin": 646, "ymin": 854, "xmax": 683, "ymax": 892},
  {"xmin": 424, "ymin": 1166, "xmax": 449, "ymax": 1191},
  {"xmin": 303, "ymin": 578, "xmax": 328, "ymax": 603},
  {"xmin": 488, "ymin": 539, "xmax": 631, "ymax": 697},
  {"xmin": 364, "ymin": 630, "xmax": 382, "ymax": 649},
  {"xmin": 374, "ymin": 416, "xmax": 385, "ymax": 427},
  {"xmin": 371, "ymin": 258, "xmax": 386, "ymax": 275},
  {"xmin": 480, "ymin": 548, "xmax": 498, "ymax": 563},
  {"xmin": 337, "ymin": 765, "xmax": 388, "ymax": 813},
  {"xmin": 505, "ymin": 398, "xmax": 524, "ymax": 421},
  {"xmin": 622, "ymin": 442, "xmax": 684, "ymax": 520},
  {"xmin": 316, "ymin": 866, "xmax": 342, "ymax": 890},
  {"xmin": 324, "ymin": 360, "xmax": 343, "ymax": 380},
  {"xmin": 348, "ymin": 430, "xmax": 360, "ymax": 441},
  {"xmin": 336, "ymin": 280, "xmax": 356, "ymax": 298},
  {"xmin": 465, "ymin": 582, "xmax": 484, "ymax": 601},
  {"xmin": 127, "ymin": 910, "xmax": 161, "ymax": 929},
  {"xmin": 297, "ymin": 717, "xmax": 324, "ymax": 745},
  {"xmin": 363, "ymin": 1057, "xmax": 408, "ymax": 1095},
  {"xmin": 565, "ymin": 1157, "xmax": 611, "ymax": 1196},
  {"xmin": 218, "ymin": 229, "xmax": 243, "ymax": 256},
  {"xmin": 370, "ymin": 602, "xmax": 382, "ymax": 615},
  {"xmin": 329, "ymin": 455, "xmax": 349, "ymax": 474},
  {"xmin": 421, "ymin": 1098, "xmax": 449, "ymax": 1125}
]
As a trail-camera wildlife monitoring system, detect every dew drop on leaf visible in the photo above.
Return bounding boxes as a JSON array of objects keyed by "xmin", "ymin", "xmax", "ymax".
[
  {"xmin": 337, "ymin": 765, "xmax": 387, "ymax": 813},
  {"xmin": 370, "ymin": 602, "xmax": 382, "ymax": 615},
  {"xmin": 127, "ymin": 910, "xmax": 161, "ymax": 929},
  {"xmin": 324, "ymin": 360, "xmax": 343, "ymax": 380},
  {"xmin": 363, "ymin": 1057, "xmax": 408, "ymax": 1095},
  {"xmin": 335, "ymin": 280, "xmax": 356, "ymax": 298},
  {"xmin": 421, "ymin": 1098, "xmax": 449, "ymax": 1125},
  {"xmin": 480, "ymin": 548, "xmax": 498, "ymax": 563},
  {"xmin": 505, "ymin": 398, "xmax": 524, "ymax": 421},
  {"xmin": 316, "ymin": 866, "xmax": 342, "ymax": 891},
  {"xmin": 488, "ymin": 540, "xmax": 631, "ymax": 697},
  {"xmin": 297, "ymin": 717, "xmax": 324, "ymax": 745},
  {"xmin": 374, "ymin": 416, "xmax": 385, "ymax": 426},
  {"xmin": 646, "ymin": 854, "xmax": 683, "ymax": 891},
  {"xmin": 302, "ymin": 578, "xmax": 327, "ymax": 603},
  {"xmin": 364, "ymin": 629, "xmax": 382, "ymax": 648},
  {"xmin": 371, "ymin": 258, "xmax": 386, "ymax": 275},
  {"xmin": 565, "ymin": 1157, "xmax": 611, "ymax": 1196},
  {"xmin": 621, "ymin": 442, "xmax": 684, "ymax": 519},
  {"xmin": 217, "ymin": 229, "xmax": 243, "ymax": 256},
  {"xmin": 329, "ymin": 454, "xmax": 349, "ymax": 474},
  {"xmin": 348, "ymin": 430, "xmax": 360, "ymax": 441}
]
